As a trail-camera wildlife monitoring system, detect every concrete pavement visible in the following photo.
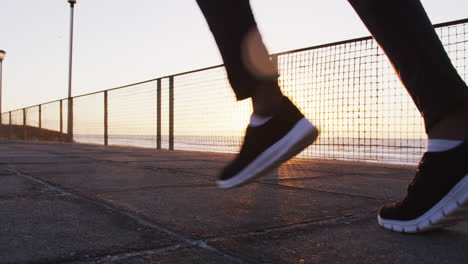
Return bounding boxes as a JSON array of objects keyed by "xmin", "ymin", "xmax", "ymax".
[{"xmin": 1, "ymin": 139, "xmax": 467, "ymax": 263}]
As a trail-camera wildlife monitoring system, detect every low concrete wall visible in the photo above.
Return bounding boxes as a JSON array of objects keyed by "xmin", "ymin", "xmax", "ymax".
[{"xmin": 0, "ymin": 124, "xmax": 71, "ymax": 142}]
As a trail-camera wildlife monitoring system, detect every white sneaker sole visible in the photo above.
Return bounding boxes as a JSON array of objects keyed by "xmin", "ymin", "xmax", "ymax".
[
  {"xmin": 217, "ymin": 118, "xmax": 318, "ymax": 189},
  {"xmin": 378, "ymin": 174, "xmax": 468, "ymax": 233}
]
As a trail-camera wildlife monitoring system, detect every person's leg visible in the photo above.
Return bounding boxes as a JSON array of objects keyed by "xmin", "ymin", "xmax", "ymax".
[
  {"xmin": 196, "ymin": 0, "xmax": 283, "ymax": 115},
  {"xmin": 348, "ymin": 0, "xmax": 468, "ymax": 233},
  {"xmin": 196, "ymin": 0, "xmax": 318, "ymax": 188}
]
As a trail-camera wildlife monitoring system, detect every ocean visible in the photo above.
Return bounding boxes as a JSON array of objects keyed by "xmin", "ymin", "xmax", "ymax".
[{"xmin": 74, "ymin": 134, "xmax": 426, "ymax": 165}]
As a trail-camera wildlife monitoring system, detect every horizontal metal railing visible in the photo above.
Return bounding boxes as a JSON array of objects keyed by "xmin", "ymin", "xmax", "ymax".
[{"xmin": 1, "ymin": 18, "xmax": 467, "ymax": 164}]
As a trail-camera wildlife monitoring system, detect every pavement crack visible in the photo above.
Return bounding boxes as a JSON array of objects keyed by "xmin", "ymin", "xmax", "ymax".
[
  {"xmin": 141, "ymin": 166, "xmax": 215, "ymax": 178},
  {"xmin": 0, "ymin": 193, "xmax": 64, "ymax": 200},
  {"xmin": 66, "ymin": 242, "xmax": 253, "ymax": 264},
  {"xmin": 6, "ymin": 168, "xmax": 254, "ymax": 264},
  {"xmin": 67, "ymin": 243, "xmax": 190, "ymax": 264},
  {"xmin": 200, "ymin": 212, "xmax": 375, "ymax": 243},
  {"xmin": 259, "ymin": 181, "xmax": 382, "ymax": 201},
  {"xmin": 95, "ymin": 184, "xmax": 213, "ymax": 194}
]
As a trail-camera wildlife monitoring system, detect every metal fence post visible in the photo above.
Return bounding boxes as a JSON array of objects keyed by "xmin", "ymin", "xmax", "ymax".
[
  {"xmin": 8, "ymin": 111, "xmax": 11, "ymax": 139},
  {"xmin": 67, "ymin": 97, "xmax": 73, "ymax": 142},
  {"xmin": 169, "ymin": 76, "xmax": 174, "ymax": 150},
  {"xmin": 38, "ymin": 105, "xmax": 42, "ymax": 129},
  {"xmin": 60, "ymin": 100, "xmax": 63, "ymax": 142},
  {"xmin": 156, "ymin": 79, "xmax": 161, "ymax": 150},
  {"xmin": 38, "ymin": 105, "xmax": 42, "ymax": 140},
  {"xmin": 23, "ymin": 108, "xmax": 26, "ymax": 140},
  {"xmin": 104, "ymin": 91, "xmax": 108, "ymax": 146}
]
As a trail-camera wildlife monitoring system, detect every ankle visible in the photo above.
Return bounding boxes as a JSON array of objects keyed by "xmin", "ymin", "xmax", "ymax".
[
  {"xmin": 251, "ymin": 82, "xmax": 284, "ymax": 116},
  {"xmin": 427, "ymin": 103, "xmax": 468, "ymax": 140},
  {"xmin": 252, "ymin": 96, "xmax": 283, "ymax": 116}
]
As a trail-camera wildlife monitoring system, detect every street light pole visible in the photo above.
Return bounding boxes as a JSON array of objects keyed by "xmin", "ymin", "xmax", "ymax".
[
  {"xmin": 67, "ymin": 0, "xmax": 77, "ymax": 141},
  {"xmin": 0, "ymin": 50, "xmax": 6, "ymax": 125}
]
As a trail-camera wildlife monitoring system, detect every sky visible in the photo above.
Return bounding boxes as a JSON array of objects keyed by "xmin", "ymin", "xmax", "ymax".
[{"xmin": 1, "ymin": 0, "xmax": 467, "ymax": 112}]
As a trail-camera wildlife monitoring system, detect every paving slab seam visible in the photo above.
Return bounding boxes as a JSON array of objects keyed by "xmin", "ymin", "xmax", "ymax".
[
  {"xmin": 6, "ymin": 168, "xmax": 256, "ymax": 264},
  {"xmin": 4, "ymin": 161, "xmax": 94, "ymax": 165},
  {"xmin": 92, "ymin": 184, "xmax": 214, "ymax": 194},
  {"xmin": 8, "ymin": 169, "xmax": 78, "ymax": 196},
  {"xmin": 0, "ymin": 193, "xmax": 63, "ymax": 200},
  {"xmin": 261, "ymin": 175, "xmax": 337, "ymax": 182},
  {"xmin": 193, "ymin": 241, "xmax": 262, "ymax": 264},
  {"xmin": 188, "ymin": 215, "xmax": 377, "ymax": 264},
  {"xmin": 5, "ymin": 168, "xmax": 191, "ymax": 241},
  {"xmin": 102, "ymin": 159, "xmax": 224, "ymax": 163},
  {"xmin": 258, "ymin": 181, "xmax": 383, "ymax": 201},
  {"xmin": 58, "ymin": 156, "xmax": 218, "ymax": 180},
  {"xmin": 141, "ymin": 166, "xmax": 216, "ymax": 179},
  {"xmin": 260, "ymin": 172, "xmax": 392, "ymax": 182},
  {"xmin": 7, "ymin": 160, "xmax": 383, "ymax": 201},
  {"xmin": 81, "ymin": 153, "xmax": 227, "ymax": 165},
  {"xmin": 87, "ymin": 210, "xmax": 257, "ymax": 264},
  {"xmin": 67, "ymin": 242, "xmax": 255, "ymax": 264},
  {"xmin": 199, "ymin": 212, "xmax": 374, "ymax": 244},
  {"xmin": 0, "ymin": 156, "xmax": 75, "ymax": 159},
  {"xmin": 66, "ymin": 243, "xmax": 191, "ymax": 264}
]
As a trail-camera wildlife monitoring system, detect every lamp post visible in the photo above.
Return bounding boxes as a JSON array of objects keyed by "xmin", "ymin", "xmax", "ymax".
[
  {"xmin": 0, "ymin": 50, "xmax": 6, "ymax": 125},
  {"xmin": 66, "ymin": 0, "xmax": 77, "ymax": 141}
]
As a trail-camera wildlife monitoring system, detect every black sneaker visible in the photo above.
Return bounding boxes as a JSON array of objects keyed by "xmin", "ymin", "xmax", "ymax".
[
  {"xmin": 378, "ymin": 140, "xmax": 468, "ymax": 233},
  {"xmin": 217, "ymin": 96, "xmax": 318, "ymax": 189}
]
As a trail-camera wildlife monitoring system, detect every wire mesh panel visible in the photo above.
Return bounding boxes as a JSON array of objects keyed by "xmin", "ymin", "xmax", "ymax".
[
  {"xmin": 173, "ymin": 67, "xmax": 251, "ymax": 153},
  {"xmin": 25, "ymin": 106, "xmax": 39, "ymax": 128},
  {"xmin": 1, "ymin": 113, "xmax": 9, "ymax": 125},
  {"xmin": 107, "ymin": 81, "xmax": 158, "ymax": 148},
  {"xmin": 10, "ymin": 110, "xmax": 23, "ymax": 126},
  {"xmin": 440, "ymin": 22, "xmax": 468, "ymax": 87},
  {"xmin": 73, "ymin": 93, "xmax": 104, "ymax": 145},
  {"xmin": 274, "ymin": 21, "xmax": 468, "ymax": 164},
  {"xmin": 41, "ymin": 101, "xmax": 61, "ymax": 132},
  {"xmin": 277, "ymin": 39, "xmax": 424, "ymax": 163}
]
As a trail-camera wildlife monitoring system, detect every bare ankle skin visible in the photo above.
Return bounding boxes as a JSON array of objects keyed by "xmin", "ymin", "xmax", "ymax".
[{"xmin": 427, "ymin": 103, "xmax": 468, "ymax": 140}]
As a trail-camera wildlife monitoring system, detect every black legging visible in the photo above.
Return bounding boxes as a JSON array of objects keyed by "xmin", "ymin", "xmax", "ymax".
[{"xmin": 196, "ymin": 0, "xmax": 468, "ymax": 132}]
